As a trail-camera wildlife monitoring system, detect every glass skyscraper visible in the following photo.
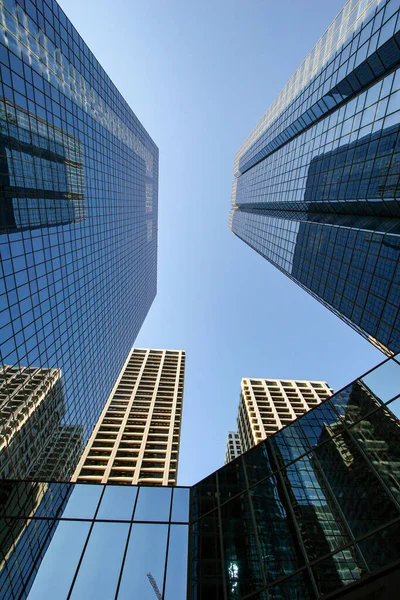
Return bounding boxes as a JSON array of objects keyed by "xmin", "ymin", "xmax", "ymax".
[
  {"xmin": 230, "ymin": 0, "xmax": 400, "ymax": 356},
  {"xmin": 0, "ymin": 0, "xmax": 158, "ymax": 480},
  {"xmin": 0, "ymin": 354, "xmax": 398, "ymax": 599}
]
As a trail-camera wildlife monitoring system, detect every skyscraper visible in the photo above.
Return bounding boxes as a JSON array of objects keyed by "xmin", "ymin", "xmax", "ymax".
[
  {"xmin": 230, "ymin": 0, "xmax": 400, "ymax": 355},
  {"xmin": 0, "ymin": 0, "xmax": 158, "ymax": 480},
  {"xmin": 237, "ymin": 377, "xmax": 332, "ymax": 452},
  {"xmin": 72, "ymin": 348, "xmax": 185, "ymax": 486},
  {"xmin": 224, "ymin": 431, "xmax": 242, "ymax": 464}
]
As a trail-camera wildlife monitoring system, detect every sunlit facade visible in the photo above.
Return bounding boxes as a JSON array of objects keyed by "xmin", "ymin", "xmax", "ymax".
[
  {"xmin": 224, "ymin": 431, "xmax": 242, "ymax": 464},
  {"xmin": 237, "ymin": 378, "xmax": 333, "ymax": 452},
  {"xmin": 0, "ymin": 0, "xmax": 158, "ymax": 480},
  {"xmin": 72, "ymin": 349, "xmax": 185, "ymax": 486},
  {"xmin": 230, "ymin": 0, "xmax": 400, "ymax": 355},
  {"xmin": 0, "ymin": 355, "xmax": 399, "ymax": 599}
]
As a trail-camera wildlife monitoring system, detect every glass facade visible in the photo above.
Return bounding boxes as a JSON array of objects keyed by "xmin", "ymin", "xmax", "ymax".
[
  {"xmin": 0, "ymin": 356, "xmax": 399, "ymax": 599},
  {"xmin": 0, "ymin": 0, "xmax": 158, "ymax": 480},
  {"xmin": 190, "ymin": 353, "xmax": 400, "ymax": 599},
  {"xmin": 230, "ymin": 0, "xmax": 400, "ymax": 355}
]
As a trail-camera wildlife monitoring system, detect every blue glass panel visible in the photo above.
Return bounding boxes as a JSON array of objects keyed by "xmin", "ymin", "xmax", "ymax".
[
  {"xmin": 164, "ymin": 525, "xmax": 189, "ymax": 599},
  {"xmin": 134, "ymin": 486, "xmax": 171, "ymax": 522},
  {"xmin": 61, "ymin": 484, "xmax": 102, "ymax": 519},
  {"xmin": 117, "ymin": 523, "xmax": 168, "ymax": 600},
  {"xmin": 96, "ymin": 485, "xmax": 137, "ymax": 521},
  {"xmin": 26, "ymin": 520, "xmax": 90, "ymax": 600},
  {"xmin": 387, "ymin": 396, "xmax": 400, "ymax": 420},
  {"xmin": 171, "ymin": 488, "xmax": 190, "ymax": 523},
  {"xmin": 70, "ymin": 522, "xmax": 129, "ymax": 600},
  {"xmin": 360, "ymin": 359, "xmax": 400, "ymax": 404}
]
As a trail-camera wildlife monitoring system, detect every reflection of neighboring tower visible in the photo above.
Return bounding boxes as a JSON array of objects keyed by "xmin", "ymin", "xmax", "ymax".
[
  {"xmin": 0, "ymin": 365, "xmax": 65, "ymax": 479},
  {"xmin": 237, "ymin": 378, "xmax": 332, "ymax": 452},
  {"xmin": 0, "ymin": 479, "xmax": 72, "ymax": 599},
  {"xmin": 224, "ymin": 431, "xmax": 241, "ymax": 464},
  {"xmin": 0, "ymin": 366, "xmax": 83, "ymax": 481},
  {"xmin": 315, "ymin": 380, "xmax": 400, "ymax": 512},
  {"xmin": 0, "ymin": 100, "xmax": 85, "ymax": 233},
  {"xmin": 31, "ymin": 425, "xmax": 84, "ymax": 481},
  {"xmin": 72, "ymin": 348, "xmax": 185, "ymax": 486}
]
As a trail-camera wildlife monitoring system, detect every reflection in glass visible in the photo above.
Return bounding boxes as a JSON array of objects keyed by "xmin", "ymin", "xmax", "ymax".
[
  {"xmin": 314, "ymin": 430, "xmax": 398, "ymax": 538},
  {"xmin": 250, "ymin": 476, "xmax": 304, "ymax": 584},
  {"xmin": 26, "ymin": 520, "xmax": 90, "ymax": 600},
  {"xmin": 117, "ymin": 523, "xmax": 168, "ymax": 600},
  {"xmin": 171, "ymin": 487, "xmax": 190, "ymax": 522},
  {"xmin": 62, "ymin": 484, "xmax": 102, "ymax": 520},
  {"xmin": 164, "ymin": 525, "xmax": 189, "ymax": 599},
  {"xmin": 361, "ymin": 359, "xmax": 400, "ymax": 404},
  {"xmin": 220, "ymin": 491, "xmax": 263, "ymax": 597},
  {"xmin": 300, "ymin": 399, "xmax": 342, "ymax": 448},
  {"xmin": 312, "ymin": 547, "xmax": 364, "ymax": 596},
  {"xmin": 70, "ymin": 522, "xmax": 129, "ymax": 600},
  {"xmin": 217, "ymin": 457, "xmax": 247, "ymax": 503},
  {"xmin": 134, "ymin": 486, "xmax": 171, "ymax": 522},
  {"xmin": 96, "ymin": 485, "xmax": 137, "ymax": 521}
]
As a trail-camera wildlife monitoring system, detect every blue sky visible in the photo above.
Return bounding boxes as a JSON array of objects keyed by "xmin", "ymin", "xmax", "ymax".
[{"xmin": 59, "ymin": 0, "xmax": 384, "ymax": 485}]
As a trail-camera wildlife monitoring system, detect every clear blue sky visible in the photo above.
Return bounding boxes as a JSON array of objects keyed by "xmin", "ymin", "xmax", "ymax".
[{"xmin": 59, "ymin": 0, "xmax": 384, "ymax": 485}]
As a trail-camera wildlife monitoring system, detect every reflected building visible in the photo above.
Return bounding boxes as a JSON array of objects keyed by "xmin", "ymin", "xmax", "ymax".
[
  {"xmin": 0, "ymin": 100, "xmax": 85, "ymax": 233},
  {"xmin": 230, "ymin": 0, "xmax": 400, "ymax": 355},
  {"xmin": 0, "ymin": 365, "xmax": 84, "ymax": 481},
  {"xmin": 237, "ymin": 378, "xmax": 332, "ymax": 452},
  {"xmin": 72, "ymin": 349, "xmax": 185, "ymax": 486},
  {"xmin": 0, "ymin": 0, "xmax": 158, "ymax": 483},
  {"xmin": 0, "ymin": 355, "xmax": 399, "ymax": 598}
]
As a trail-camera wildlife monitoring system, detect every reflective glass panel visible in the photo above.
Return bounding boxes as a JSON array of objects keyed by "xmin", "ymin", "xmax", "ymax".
[
  {"xmin": 220, "ymin": 492, "xmax": 263, "ymax": 597},
  {"xmin": 243, "ymin": 441, "xmax": 274, "ymax": 487},
  {"xmin": 117, "ymin": 523, "xmax": 168, "ymax": 599},
  {"xmin": 217, "ymin": 458, "xmax": 247, "ymax": 503},
  {"xmin": 314, "ymin": 434, "xmax": 399, "ymax": 537},
  {"xmin": 133, "ymin": 487, "xmax": 172, "ymax": 522},
  {"xmin": 26, "ymin": 520, "xmax": 91, "ymax": 600},
  {"xmin": 249, "ymin": 475, "xmax": 304, "ymax": 584},
  {"xmin": 190, "ymin": 513, "xmax": 225, "ymax": 599},
  {"xmin": 281, "ymin": 455, "xmax": 350, "ymax": 559},
  {"xmin": 346, "ymin": 404, "xmax": 400, "ymax": 505},
  {"xmin": 171, "ymin": 487, "xmax": 190, "ymax": 523},
  {"xmin": 300, "ymin": 400, "xmax": 343, "ymax": 448},
  {"xmin": 164, "ymin": 525, "xmax": 189, "ymax": 599},
  {"xmin": 330, "ymin": 380, "xmax": 384, "ymax": 427},
  {"xmin": 358, "ymin": 520, "xmax": 400, "ymax": 570},
  {"xmin": 61, "ymin": 484, "xmax": 102, "ymax": 520},
  {"xmin": 387, "ymin": 396, "xmax": 400, "ymax": 420},
  {"xmin": 312, "ymin": 547, "xmax": 364, "ymax": 596},
  {"xmin": 271, "ymin": 420, "xmax": 311, "ymax": 467},
  {"xmin": 96, "ymin": 485, "xmax": 137, "ymax": 521},
  {"xmin": 267, "ymin": 570, "xmax": 313, "ymax": 600},
  {"xmin": 361, "ymin": 359, "xmax": 400, "ymax": 404},
  {"xmin": 190, "ymin": 473, "xmax": 218, "ymax": 521},
  {"xmin": 70, "ymin": 522, "xmax": 129, "ymax": 600}
]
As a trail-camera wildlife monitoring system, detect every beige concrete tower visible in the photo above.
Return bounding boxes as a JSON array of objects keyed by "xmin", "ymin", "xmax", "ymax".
[
  {"xmin": 237, "ymin": 378, "xmax": 333, "ymax": 452},
  {"xmin": 224, "ymin": 431, "xmax": 242, "ymax": 464},
  {"xmin": 72, "ymin": 348, "xmax": 185, "ymax": 486}
]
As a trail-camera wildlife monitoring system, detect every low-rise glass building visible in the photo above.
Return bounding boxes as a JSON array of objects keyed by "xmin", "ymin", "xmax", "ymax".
[{"xmin": 0, "ymin": 354, "xmax": 399, "ymax": 599}]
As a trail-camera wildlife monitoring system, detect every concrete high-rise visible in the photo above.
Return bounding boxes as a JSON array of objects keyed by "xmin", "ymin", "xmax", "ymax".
[
  {"xmin": 230, "ymin": 0, "xmax": 400, "ymax": 355},
  {"xmin": 224, "ymin": 431, "xmax": 242, "ymax": 464},
  {"xmin": 72, "ymin": 348, "xmax": 185, "ymax": 486},
  {"xmin": 237, "ymin": 377, "xmax": 333, "ymax": 452}
]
